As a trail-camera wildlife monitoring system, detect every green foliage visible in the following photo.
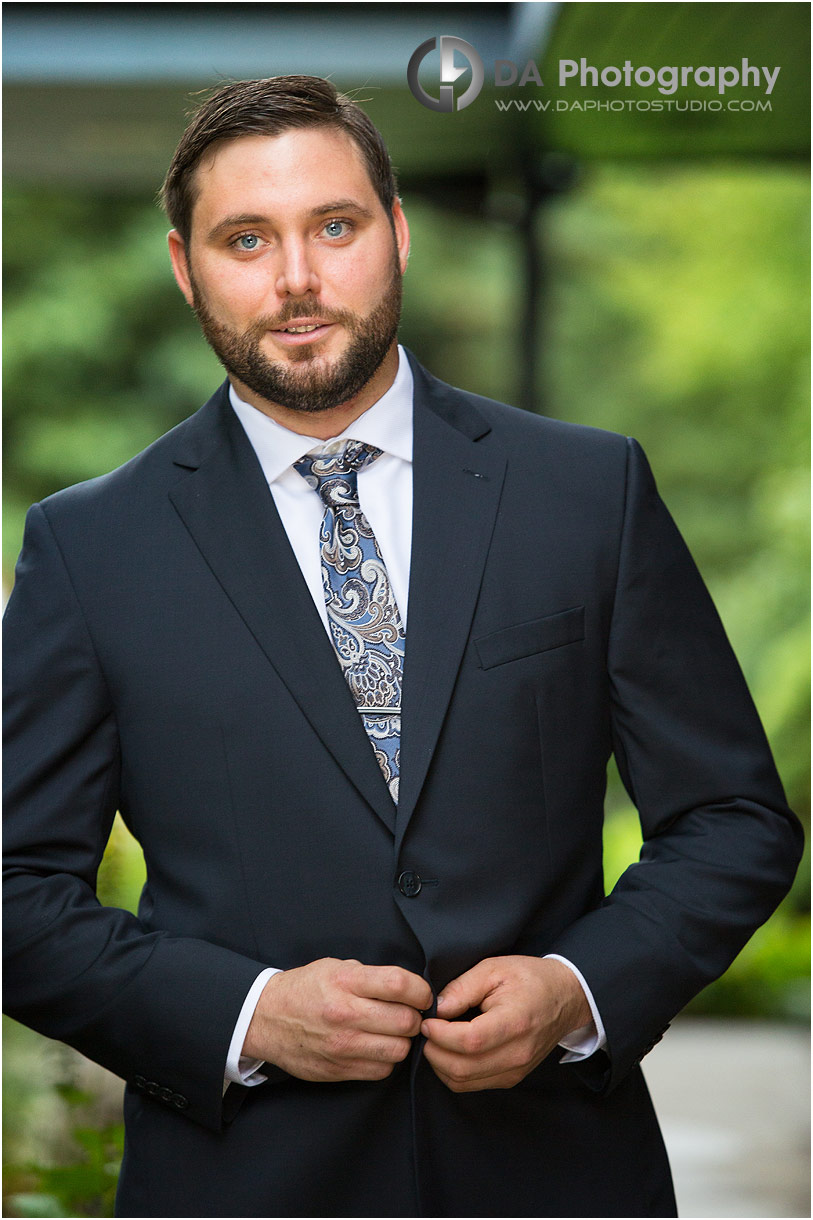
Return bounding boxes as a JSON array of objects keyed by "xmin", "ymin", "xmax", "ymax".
[
  {"xmin": 96, "ymin": 815, "xmax": 147, "ymax": 914},
  {"xmin": 3, "ymin": 186, "xmax": 222, "ymax": 576},
  {"xmin": 4, "ymin": 1081, "xmax": 123, "ymax": 1218}
]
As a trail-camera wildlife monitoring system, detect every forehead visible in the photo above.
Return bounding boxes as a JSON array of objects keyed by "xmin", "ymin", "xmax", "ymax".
[{"xmin": 190, "ymin": 128, "xmax": 379, "ymax": 233}]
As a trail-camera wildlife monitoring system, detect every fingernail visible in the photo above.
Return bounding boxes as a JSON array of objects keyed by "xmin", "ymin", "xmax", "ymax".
[{"xmin": 436, "ymin": 993, "xmax": 447, "ymax": 1008}]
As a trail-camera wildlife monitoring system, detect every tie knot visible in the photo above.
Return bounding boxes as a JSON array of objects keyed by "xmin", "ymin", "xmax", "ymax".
[{"xmin": 294, "ymin": 441, "xmax": 382, "ymax": 510}]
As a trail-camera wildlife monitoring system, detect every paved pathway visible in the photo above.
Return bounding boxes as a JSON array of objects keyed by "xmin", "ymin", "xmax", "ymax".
[{"xmin": 643, "ymin": 1018, "xmax": 810, "ymax": 1217}]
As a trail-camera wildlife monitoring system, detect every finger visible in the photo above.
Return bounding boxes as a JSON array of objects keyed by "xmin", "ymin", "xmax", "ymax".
[
  {"xmin": 422, "ymin": 1038, "xmax": 509, "ymax": 1086},
  {"xmin": 435, "ymin": 959, "xmax": 500, "ymax": 1018},
  {"xmin": 354, "ymin": 998, "xmax": 425, "ymax": 1039},
  {"xmin": 351, "ymin": 964, "xmax": 433, "ymax": 1012},
  {"xmin": 428, "ymin": 1062, "xmax": 521, "ymax": 1093},
  {"xmin": 421, "ymin": 1008, "xmax": 511, "ymax": 1055},
  {"xmin": 314, "ymin": 1054, "xmax": 398, "ymax": 1083},
  {"xmin": 324, "ymin": 1031, "xmax": 413, "ymax": 1068},
  {"xmin": 355, "ymin": 1033, "xmax": 414, "ymax": 1065},
  {"xmin": 318, "ymin": 990, "xmax": 423, "ymax": 1039}
]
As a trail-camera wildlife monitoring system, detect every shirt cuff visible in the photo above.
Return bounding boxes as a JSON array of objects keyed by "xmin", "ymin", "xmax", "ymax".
[
  {"xmin": 224, "ymin": 967, "xmax": 282, "ymax": 1088},
  {"xmin": 543, "ymin": 953, "xmax": 607, "ymax": 1061}
]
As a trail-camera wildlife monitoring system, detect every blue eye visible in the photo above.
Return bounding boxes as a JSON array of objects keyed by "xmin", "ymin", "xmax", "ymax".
[
  {"xmin": 235, "ymin": 234, "xmax": 260, "ymax": 250},
  {"xmin": 323, "ymin": 219, "xmax": 349, "ymax": 238}
]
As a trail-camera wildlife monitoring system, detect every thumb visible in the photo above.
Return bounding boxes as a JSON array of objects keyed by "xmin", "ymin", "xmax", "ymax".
[{"xmin": 436, "ymin": 959, "xmax": 499, "ymax": 1019}]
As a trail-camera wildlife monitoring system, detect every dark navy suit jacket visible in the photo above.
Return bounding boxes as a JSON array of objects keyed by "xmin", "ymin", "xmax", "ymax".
[{"xmin": 4, "ymin": 353, "xmax": 802, "ymax": 1216}]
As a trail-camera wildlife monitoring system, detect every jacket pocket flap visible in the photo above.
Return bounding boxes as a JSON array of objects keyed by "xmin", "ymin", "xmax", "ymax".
[{"xmin": 474, "ymin": 606, "xmax": 585, "ymax": 670}]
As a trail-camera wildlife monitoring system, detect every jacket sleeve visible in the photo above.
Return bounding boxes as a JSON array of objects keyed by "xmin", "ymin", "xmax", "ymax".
[
  {"xmin": 548, "ymin": 437, "xmax": 803, "ymax": 1092},
  {"xmin": 3, "ymin": 502, "xmax": 269, "ymax": 1132}
]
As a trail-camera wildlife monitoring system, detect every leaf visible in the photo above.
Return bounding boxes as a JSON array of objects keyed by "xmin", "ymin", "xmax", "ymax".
[{"xmin": 53, "ymin": 1083, "xmax": 93, "ymax": 1109}]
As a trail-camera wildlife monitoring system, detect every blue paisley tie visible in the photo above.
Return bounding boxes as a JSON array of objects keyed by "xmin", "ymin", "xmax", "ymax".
[{"xmin": 294, "ymin": 442, "xmax": 405, "ymax": 804}]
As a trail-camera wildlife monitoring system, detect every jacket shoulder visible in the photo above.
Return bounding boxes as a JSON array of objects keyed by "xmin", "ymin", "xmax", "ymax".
[
  {"xmin": 470, "ymin": 388, "xmax": 627, "ymax": 455},
  {"xmin": 409, "ymin": 352, "xmax": 629, "ymax": 464}
]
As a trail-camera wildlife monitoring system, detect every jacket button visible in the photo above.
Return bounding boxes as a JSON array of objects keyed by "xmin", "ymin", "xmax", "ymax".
[{"xmin": 397, "ymin": 869, "xmax": 422, "ymax": 897}]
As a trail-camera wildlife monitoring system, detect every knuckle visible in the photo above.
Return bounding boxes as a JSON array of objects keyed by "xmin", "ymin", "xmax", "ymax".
[
  {"xmin": 461, "ymin": 1028, "xmax": 484, "ymax": 1054},
  {"xmin": 392, "ymin": 1037, "xmax": 412, "ymax": 1062},
  {"xmin": 397, "ymin": 1006, "xmax": 421, "ymax": 1036},
  {"xmin": 508, "ymin": 1044, "xmax": 531, "ymax": 1070},
  {"xmin": 334, "ymin": 961, "xmax": 359, "ymax": 991},
  {"xmin": 513, "ymin": 1016, "xmax": 531, "ymax": 1039},
  {"xmin": 382, "ymin": 967, "xmax": 407, "ymax": 996},
  {"xmin": 446, "ymin": 1063, "xmax": 470, "ymax": 1087},
  {"xmin": 367, "ymin": 1061, "xmax": 394, "ymax": 1080},
  {"xmin": 322, "ymin": 999, "xmax": 352, "ymax": 1028}
]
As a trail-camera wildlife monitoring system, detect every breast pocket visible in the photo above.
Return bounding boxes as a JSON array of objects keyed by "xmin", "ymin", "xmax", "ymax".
[{"xmin": 474, "ymin": 606, "xmax": 585, "ymax": 670}]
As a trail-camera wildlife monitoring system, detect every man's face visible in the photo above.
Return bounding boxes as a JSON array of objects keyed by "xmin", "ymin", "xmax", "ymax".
[{"xmin": 168, "ymin": 127, "xmax": 409, "ymax": 417}]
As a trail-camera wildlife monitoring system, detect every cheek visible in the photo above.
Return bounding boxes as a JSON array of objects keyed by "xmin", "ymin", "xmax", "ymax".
[
  {"xmin": 322, "ymin": 247, "xmax": 392, "ymax": 305},
  {"xmin": 200, "ymin": 262, "xmax": 278, "ymax": 321}
]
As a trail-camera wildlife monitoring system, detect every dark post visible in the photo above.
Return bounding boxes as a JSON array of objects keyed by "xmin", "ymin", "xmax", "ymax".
[{"xmin": 518, "ymin": 153, "xmax": 580, "ymax": 415}]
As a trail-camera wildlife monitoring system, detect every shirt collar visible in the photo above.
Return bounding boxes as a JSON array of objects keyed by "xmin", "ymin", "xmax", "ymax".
[{"xmin": 229, "ymin": 345, "xmax": 413, "ymax": 486}]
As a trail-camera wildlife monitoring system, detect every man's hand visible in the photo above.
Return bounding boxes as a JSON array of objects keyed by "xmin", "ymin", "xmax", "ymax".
[
  {"xmin": 421, "ymin": 956, "xmax": 591, "ymax": 1092},
  {"xmin": 243, "ymin": 958, "xmax": 433, "ymax": 1083}
]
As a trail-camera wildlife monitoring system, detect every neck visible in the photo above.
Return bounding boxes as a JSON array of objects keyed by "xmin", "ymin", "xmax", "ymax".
[{"xmin": 230, "ymin": 344, "xmax": 399, "ymax": 439}]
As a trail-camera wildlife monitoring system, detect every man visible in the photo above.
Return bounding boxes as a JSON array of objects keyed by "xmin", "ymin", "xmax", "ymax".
[{"xmin": 3, "ymin": 76, "xmax": 802, "ymax": 1218}]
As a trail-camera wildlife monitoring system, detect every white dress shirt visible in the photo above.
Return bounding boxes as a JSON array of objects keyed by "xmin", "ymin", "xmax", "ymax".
[{"xmin": 224, "ymin": 347, "xmax": 605, "ymax": 1086}]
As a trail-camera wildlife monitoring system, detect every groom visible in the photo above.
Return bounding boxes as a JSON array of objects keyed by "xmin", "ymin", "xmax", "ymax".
[{"xmin": 3, "ymin": 75, "xmax": 801, "ymax": 1217}]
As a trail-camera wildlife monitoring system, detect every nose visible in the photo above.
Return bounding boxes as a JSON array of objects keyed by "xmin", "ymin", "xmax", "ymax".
[{"xmin": 275, "ymin": 237, "xmax": 321, "ymax": 298}]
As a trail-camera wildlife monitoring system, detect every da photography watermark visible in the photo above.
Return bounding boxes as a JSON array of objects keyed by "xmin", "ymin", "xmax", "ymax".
[
  {"xmin": 556, "ymin": 58, "xmax": 780, "ymax": 95},
  {"xmin": 407, "ymin": 36, "xmax": 484, "ymax": 112},
  {"xmin": 406, "ymin": 38, "xmax": 781, "ymax": 114},
  {"xmin": 495, "ymin": 98, "xmax": 774, "ymax": 114}
]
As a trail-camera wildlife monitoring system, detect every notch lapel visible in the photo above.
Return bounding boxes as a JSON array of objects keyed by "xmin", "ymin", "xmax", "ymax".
[
  {"xmin": 397, "ymin": 359, "xmax": 507, "ymax": 845},
  {"xmin": 168, "ymin": 388, "xmax": 397, "ymax": 833}
]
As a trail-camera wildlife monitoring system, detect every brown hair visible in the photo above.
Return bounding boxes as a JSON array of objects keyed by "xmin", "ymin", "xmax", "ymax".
[{"xmin": 160, "ymin": 75, "xmax": 398, "ymax": 243}]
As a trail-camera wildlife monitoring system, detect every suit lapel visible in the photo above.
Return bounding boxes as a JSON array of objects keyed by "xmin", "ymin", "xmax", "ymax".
[
  {"xmin": 168, "ymin": 386, "xmax": 397, "ymax": 833},
  {"xmin": 397, "ymin": 357, "xmax": 507, "ymax": 845}
]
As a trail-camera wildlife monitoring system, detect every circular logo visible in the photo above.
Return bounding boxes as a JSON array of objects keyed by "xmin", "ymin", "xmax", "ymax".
[{"xmin": 407, "ymin": 36, "xmax": 485, "ymax": 112}]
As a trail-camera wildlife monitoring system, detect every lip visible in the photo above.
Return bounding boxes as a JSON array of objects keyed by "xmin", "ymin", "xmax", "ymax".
[{"xmin": 269, "ymin": 320, "xmax": 335, "ymax": 347}]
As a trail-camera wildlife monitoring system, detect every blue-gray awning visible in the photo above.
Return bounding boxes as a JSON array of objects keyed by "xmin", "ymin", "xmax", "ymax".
[{"xmin": 3, "ymin": 2, "xmax": 808, "ymax": 189}]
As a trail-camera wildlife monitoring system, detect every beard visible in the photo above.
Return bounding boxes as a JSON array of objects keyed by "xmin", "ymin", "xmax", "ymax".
[{"xmin": 189, "ymin": 255, "xmax": 402, "ymax": 414}]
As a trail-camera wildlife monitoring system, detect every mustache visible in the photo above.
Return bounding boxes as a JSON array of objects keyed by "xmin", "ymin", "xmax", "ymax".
[{"xmin": 247, "ymin": 301, "xmax": 358, "ymax": 337}]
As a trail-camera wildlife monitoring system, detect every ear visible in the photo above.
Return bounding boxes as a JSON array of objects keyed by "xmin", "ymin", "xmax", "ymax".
[
  {"xmin": 391, "ymin": 199, "xmax": 410, "ymax": 274},
  {"xmin": 167, "ymin": 230, "xmax": 195, "ymax": 307}
]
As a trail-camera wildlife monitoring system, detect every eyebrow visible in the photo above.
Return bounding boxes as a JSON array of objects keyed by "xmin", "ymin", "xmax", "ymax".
[
  {"xmin": 206, "ymin": 201, "xmax": 375, "ymax": 243},
  {"xmin": 310, "ymin": 200, "xmax": 375, "ymax": 219}
]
